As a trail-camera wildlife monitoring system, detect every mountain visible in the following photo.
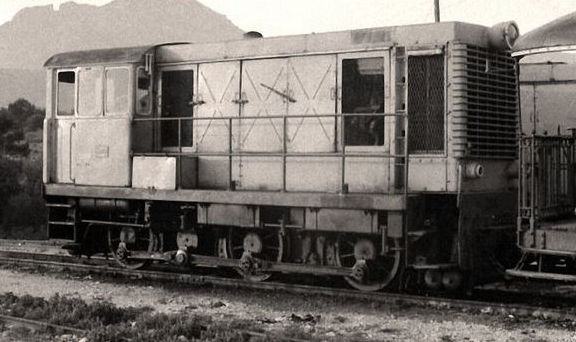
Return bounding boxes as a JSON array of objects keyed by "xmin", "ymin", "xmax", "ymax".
[{"xmin": 0, "ymin": 0, "xmax": 244, "ymax": 108}]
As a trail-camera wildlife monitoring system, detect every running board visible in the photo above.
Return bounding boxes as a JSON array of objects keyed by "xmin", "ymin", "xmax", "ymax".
[{"xmin": 506, "ymin": 269, "xmax": 576, "ymax": 282}]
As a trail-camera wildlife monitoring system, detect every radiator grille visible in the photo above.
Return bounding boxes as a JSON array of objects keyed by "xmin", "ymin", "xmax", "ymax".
[
  {"xmin": 452, "ymin": 44, "xmax": 518, "ymax": 159},
  {"xmin": 408, "ymin": 54, "xmax": 445, "ymax": 154}
]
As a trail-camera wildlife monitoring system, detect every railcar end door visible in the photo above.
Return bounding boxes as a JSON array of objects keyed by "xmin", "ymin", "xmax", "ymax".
[{"xmin": 54, "ymin": 70, "xmax": 76, "ymax": 184}]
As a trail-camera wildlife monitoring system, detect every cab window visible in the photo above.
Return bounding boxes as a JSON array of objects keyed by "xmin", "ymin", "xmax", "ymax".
[
  {"xmin": 342, "ymin": 57, "xmax": 385, "ymax": 146},
  {"xmin": 78, "ymin": 67, "xmax": 103, "ymax": 117},
  {"xmin": 105, "ymin": 68, "xmax": 130, "ymax": 115},
  {"xmin": 57, "ymin": 71, "xmax": 75, "ymax": 116}
]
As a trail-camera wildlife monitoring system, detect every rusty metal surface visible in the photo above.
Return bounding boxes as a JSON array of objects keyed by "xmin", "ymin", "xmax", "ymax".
[{"xmin": 44, "ymin": 183, "xmax": 407, "ymax": 210}]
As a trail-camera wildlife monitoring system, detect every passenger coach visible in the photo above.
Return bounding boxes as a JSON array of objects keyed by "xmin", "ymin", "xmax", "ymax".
[{"xmin": 43, "ymin": 21, "xmax": 520, "ymax": 292}]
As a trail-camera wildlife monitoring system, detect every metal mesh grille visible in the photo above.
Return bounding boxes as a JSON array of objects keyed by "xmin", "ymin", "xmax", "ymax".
[
  {"xmin": 452, "ymin": 44, "xmax": 518, "ymax": 159},
  {"xmin": 408, "ymin": 55, "xmax": 445, "ymax": 153}
]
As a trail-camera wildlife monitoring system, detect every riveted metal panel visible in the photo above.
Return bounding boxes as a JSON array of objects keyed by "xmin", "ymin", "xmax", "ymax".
[
  {"xmin": 234, "ymin": 58, "xmax": 288, "ymax": 190},
  {"xmin": 285, "ymin": 54, "xmax": 339, "ymax": 191},
  {"xmin": 74, "ymin": 118, "xmax": 131, "ymax": 186},
  {"xmin": 305, "ymin": 208, "xmax": 378, "ymax": 233},
  {"xmin": 197, "ymin": 204, "xmax": 259, "ymax": 227},
  {"xmin": 196, "ymin": 61, "xmax": 241, "ymax": 189},
  {"xmin": 132, "ymin": 156, "xmax": 176, "ymax": 190},
  {"xmin": 286, "ymin": 55, "xmax": 336, "ymax": 152}
]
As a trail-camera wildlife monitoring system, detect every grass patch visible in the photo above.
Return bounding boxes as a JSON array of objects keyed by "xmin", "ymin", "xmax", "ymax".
[{"xmin": 0, "ymin": 292, "xmax": 329, "ymax": 341}]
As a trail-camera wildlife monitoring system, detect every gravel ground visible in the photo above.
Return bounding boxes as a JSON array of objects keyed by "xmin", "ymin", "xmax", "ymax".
[{"xmin": 0, "ymin": 240, "xmax": 575, "ymax": 341}]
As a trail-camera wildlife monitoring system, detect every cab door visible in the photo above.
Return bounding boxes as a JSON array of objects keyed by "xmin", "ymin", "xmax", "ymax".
[
  {"xmin": 73, "ymin": 66, "xmax": 132, "ymax": 186},
  {"xmin": 54, "ymin": 70, "xmax": 76, "ymax": 184},
  {"xmin": 157, "ymin": 65, "xmax": 197, "ymax": 150},
  {"xmin": 337, "ymin": 50, "xmax": 391, "ymax": 193}
]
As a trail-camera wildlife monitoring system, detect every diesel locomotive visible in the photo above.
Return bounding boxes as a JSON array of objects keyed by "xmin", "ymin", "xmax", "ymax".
[{"xmin": 42, "ymin": 20, "xmax": 521, "ymax": 292}]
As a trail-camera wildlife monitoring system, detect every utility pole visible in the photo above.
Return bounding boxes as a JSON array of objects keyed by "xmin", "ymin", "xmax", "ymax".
[{"xmin": 434, "ymin": 0, "xmax": 440, "ymax": 22}]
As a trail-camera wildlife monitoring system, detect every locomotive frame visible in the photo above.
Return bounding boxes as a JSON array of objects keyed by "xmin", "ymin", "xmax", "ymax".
[{"xmin": 43, "ymin": 21, "xmax": 520, "ymax": 292}]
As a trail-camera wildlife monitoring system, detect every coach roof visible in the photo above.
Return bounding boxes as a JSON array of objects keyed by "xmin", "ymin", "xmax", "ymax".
[
  {"xmin": 513, "ymin": 11, "xmax": 576, "ymax": 57},
  {"xmin": 44, "ymin": 45, "xmax": 156, "ymax": 68}
]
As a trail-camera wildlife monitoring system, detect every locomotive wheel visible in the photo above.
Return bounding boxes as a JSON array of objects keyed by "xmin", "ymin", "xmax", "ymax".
[
  {"xmin": 226, "ymin": 228, "xmax": 284, "ymax": 282},
  {"xmin": 107, "ymin": 226, "xmax": 156, "ymax": 270},
  {"xmin": 336, "ymin": 233, "xmax": 401, "ymax": 292}
]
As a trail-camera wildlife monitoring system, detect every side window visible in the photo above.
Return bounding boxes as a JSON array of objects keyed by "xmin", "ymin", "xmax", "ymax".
[
  {"xmin": 160, "ymin": 70, "xmax": 194, "ymax": 148},
  {"xmin": 342, "ymin": 57, "xmax": 385, "ymax": 146},
  {"xmin": 57, "ymin": 71, "xmax": 75, "ymax": 116},
  {"xmin": 105, "ymin": 68, "xmax": 130, "ymax": 115},
  {"xmin": 136, "ymin": 67, "xmax": 152, "ymax": 115},
  {"xmin": 78, "ymin": 67, "xmax": 103, "ymax": 117}
]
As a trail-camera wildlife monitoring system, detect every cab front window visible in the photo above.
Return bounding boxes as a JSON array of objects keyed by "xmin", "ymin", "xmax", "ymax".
[
  {"xmin": 78, "ymin": 67, "xmax": 103, "ymax": 117},
  {"xmin": 105, "ymin": 67, "xmax": 130, "ymax": 115}
]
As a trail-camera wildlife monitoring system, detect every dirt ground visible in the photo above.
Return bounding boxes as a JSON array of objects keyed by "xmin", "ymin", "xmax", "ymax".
[{"xmin": 0, "ymin": 240, "xmax": 575, "ymax": 341}]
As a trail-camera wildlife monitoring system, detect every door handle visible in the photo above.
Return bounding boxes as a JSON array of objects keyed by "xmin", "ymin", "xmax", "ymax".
[{"xmin": 69, "ymin": 122, "xmax": 76, "ymax": 183}]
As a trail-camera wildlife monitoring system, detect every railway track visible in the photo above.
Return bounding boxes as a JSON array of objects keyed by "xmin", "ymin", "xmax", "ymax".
[{"xmin": 0, "ymin": 249, "xmax": 575, "ymax": 324}]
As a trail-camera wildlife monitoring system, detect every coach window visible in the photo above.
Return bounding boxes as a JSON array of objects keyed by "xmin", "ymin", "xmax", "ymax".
[
  {"xmin": 136, "ymin": 67, "xmax": 151, "ymax": 115},
  {"xmin": 105, "ymin": 67, "xmax": 130, "ymax": 115},
  {"xmin": 57, "ymin": 71, "xmax": 75, "ymax": 116},
  {"xmin": 342, "ymin": 57, "xmax": 385, "ymax": 146},
  {"xmin": 78, "ymin": 67, "xmax": 103, "ymax": 117}
]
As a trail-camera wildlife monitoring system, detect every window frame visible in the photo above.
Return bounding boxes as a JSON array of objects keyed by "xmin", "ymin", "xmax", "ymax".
[
  {"xmin": 55, "ymin": 69, "xmax": 77, "ymax": 118},
  {"xmin": 156, "ymin": 64, "xmax": 198, "ymax": 152},
  {"xmin": 135, "ymin": 66, "xmax": 152, "ymax": 116},
  {"xmin": 77, "ymin": 66, "xmax": 104, "ymax": 118},
  {"xmin": 337, "ymin": 50, "xmax": 390, "ymax": 153},
  {"xmin": 104, "ymin": 66, "xmax": 132, "ymax": 117}
]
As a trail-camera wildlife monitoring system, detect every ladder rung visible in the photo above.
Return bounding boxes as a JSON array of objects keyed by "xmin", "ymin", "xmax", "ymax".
[{"xmin": 48, "ymin": 221, "xmax": 75, "ymax": 226}]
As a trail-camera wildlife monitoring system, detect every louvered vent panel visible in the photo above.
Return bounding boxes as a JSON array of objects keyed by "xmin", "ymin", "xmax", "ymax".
[{"xmin": 452, "ymin": 44, "xmax": 518, "ymax": 159}]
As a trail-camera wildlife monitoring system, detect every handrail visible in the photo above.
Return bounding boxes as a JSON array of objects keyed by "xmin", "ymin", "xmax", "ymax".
[
  {"xmin": 519, "ymin": 135, "xmax": 576, "ymax": 224},
  {"xmin": 69, "ymin": 122, "xmax": 76, "ymax": 183},
  {"xmin": 133, "ymin": 110, "xmax": 409, "ymax": 194},
  {"xmin": 133, "ymin": 112, "xmax": 405, "ymax": 122}
]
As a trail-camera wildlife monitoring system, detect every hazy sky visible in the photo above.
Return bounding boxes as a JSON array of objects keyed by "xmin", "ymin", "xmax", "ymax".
[{"xmin": 0, "ymin": 0, "xmax": 574, "ymax": 37}]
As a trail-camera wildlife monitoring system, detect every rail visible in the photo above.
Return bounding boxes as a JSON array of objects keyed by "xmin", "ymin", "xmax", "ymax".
[
  {"xmin": 132, "ymin": 111, "xmax": 410, "ymax": 196},
  {"xmin": 1, "ymin": 250, "xmax": 576, "ymax": 322}
]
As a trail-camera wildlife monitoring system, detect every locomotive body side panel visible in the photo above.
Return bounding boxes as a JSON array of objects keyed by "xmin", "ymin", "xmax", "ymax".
[
  {"xmin": 196, "ymin": 61, "xmax": 241, "ymax": 189},
  {"xmin": 74, "ymin": 118, "xmax": 131, "ymax": 186}
]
